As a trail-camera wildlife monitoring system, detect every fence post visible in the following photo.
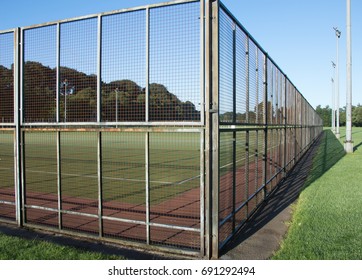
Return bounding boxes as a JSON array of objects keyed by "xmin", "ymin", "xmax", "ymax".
[
  {"xmin": 232, "ymin": 23, "xmax": 237, "ymax": 232},
  {"xmin": 56, "ymin": 23, "xmax": 62, "ymax": 230},
  {"xmin": 204, "ymin": 0, "xmax": 212, "ymax": 259},
  {"xmin": 14, "ymin": 27, "xmax": 22, "ymax": 227},
  {"xmin": 203, "ymin": 0, "xmax": 220, "ymax": 259},
  {"xmin": 245, "ymin": 36, "xmax": 250, "ymax": 217},
  {"xmin": 263, "ymin": 53, "xmax": 268, "ymax": 199},
  {"xmin": 211, "ymin": 0, "xmax": 220, "ymax": 260},
  {"xmin": 283, "ymin": 75, "xmax": 287, "ymax": 177}
]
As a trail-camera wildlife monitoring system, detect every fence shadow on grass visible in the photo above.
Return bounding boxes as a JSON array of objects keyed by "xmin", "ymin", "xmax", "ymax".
[
  {"xmin": 0, "ymin": 223, "xmax": 176, "ymax": 260},
  {"xmin": 221, "ymin": 129, "xmax": 345, "ymax": 258}
]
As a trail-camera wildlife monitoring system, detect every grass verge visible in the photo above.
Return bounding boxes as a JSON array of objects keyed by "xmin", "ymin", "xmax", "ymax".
[
  {"xmin": 273, "ymin": 127, "xmax": 362, "ymax": 259},
  {"xmin": 0, "ymin": 229, "xmax": 124, "ymax": 260}
]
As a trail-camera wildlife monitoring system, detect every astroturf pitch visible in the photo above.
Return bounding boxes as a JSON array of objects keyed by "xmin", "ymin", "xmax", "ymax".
[{"xmin": 1, "ymin": 131, "xmax": 201, "ymax": 206}]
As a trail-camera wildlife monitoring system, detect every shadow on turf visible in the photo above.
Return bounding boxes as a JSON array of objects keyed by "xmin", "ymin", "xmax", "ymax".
[
  {"xmin": 221, "ymin": 129, "xmax": 346, "ymax": 258},
  {"xmin": 0, "ymin": 223, "xmax": 178, "ymax": 260}
]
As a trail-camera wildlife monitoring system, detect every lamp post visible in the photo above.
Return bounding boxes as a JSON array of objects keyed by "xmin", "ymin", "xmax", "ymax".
[
  {"xmin": 115, "ymin": 87, "xmax": 119, "ymax": 124},
  {"xmin": 345, "ymin": 0, "xmax": 354, "ymax": 152},
  {"xmin": 331, "ymin": 61, "xmax": 336, "ymax": 133},
  {"xmin": 62, "ymin": 79, "xmax": 68, "ymax": 122},
  {"xmin": 331, "ymin": 77, "xmax": 335, "ymax": 133},
  {"xmin": 333, "ymin": 27, "xmax": 341, "ymax": 139}
]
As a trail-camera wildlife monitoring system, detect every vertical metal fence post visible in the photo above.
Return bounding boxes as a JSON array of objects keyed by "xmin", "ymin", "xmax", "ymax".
[
  {"xmin": 14, "ymin": 28, "xmax": 22, "ymax": 227},
  {"xmin": 56, "ymin": 23, "xmax": 60, "ymax": 124},
  {"xmin": 146, "ymin": 7, "xmax": 151, "ymax": 244},
  {"xmin": 56, "ymin": 23, "xmax": 62, "ymax": 230},
  {"xmin": 97, "ymin": 16, "xmax": 103, "ymax": 237},
  {"xmin": 211, "ymin": 0, "xmax": 220, "ymax": 259},
  {"xmin": 199, "ymin": 0, "xmax": 206, "ymax": 257},
  {"xmin": 283, "ymin": 76, "xmax": 287, "ymax": 177},
  {"xmin": 254, "ymin": 46, "xmax": 259, "ymax": 208},
  {"xmin": 294, "ymin": 87, "xmax": 297, "ymax": 163},
  {"xmin": 98, "ymin": 131, "xmax": 103, "ymax": 237},
  {"xmin": 145, "ymin": 8, "xmax": 151, "ymax": 245},
  {"xmin": 146, "ymin": 8, "xmax": 150, "ymax": 123},
  {"xmin": 245, "ymin": 36, "xmax": 250, "ymax": 216},
  {"xmin": 263, "ymin": 54, "xmax": 268, "ymax": 199},
  {"xmin": 57, "ymin": 131, "xmax": 62, "ymax": 229},
  {"xmin": 19, "ymin": 28, "xmax": 27, "ymax": 225},
  {"xmin": 145, "ymin": 132, "xmax": 150, "ymax": 244},
  {"xmin": 232, "ymin": 23, "xmax": 237, "ymax": 232},
  {"xmin": 97, "ymin": 16, "xmax": 102, "ymax": 124},
  {"xmin": 204, "ymin": 0, "xmax": 212, "ymax": 259}
]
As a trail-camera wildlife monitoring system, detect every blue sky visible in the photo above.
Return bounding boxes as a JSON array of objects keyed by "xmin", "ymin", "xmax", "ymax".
[{"xmin": 1, "ymin": 0, "xmax": 361, "ymax": 109}]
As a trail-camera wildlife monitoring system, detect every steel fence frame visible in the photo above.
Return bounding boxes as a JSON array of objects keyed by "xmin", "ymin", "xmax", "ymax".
[
  {"xmin": 0, "ymin": 0, "xmax": 322, "ymax": 259},
  {"xmin": 206, "ymin": 1, "xmax": 323, "ymax": 258}
]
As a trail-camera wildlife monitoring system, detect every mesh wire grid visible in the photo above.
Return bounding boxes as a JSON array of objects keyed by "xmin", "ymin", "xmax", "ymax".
[
  {"xmin": 0, "ymin": 130, "xmax": 16, "ymax": 221},
  {"xmin": 60, "ymin": 131, "xmax": 98, "ymax": 234},
  {"xmin": 101, "ymin": 132, "xmax": 147, "ymax": 241},
  {"xmin": 60, "ymin": 19, "xmax": 98, "ymax": 123},
  {"xmin": 149, "ymin": 2, "xmax": 201, "ymax": 122},
  {"xmin": 24, "ymin": 131, "xmax": 58, "ymax": 227},
  {"xmin": 149, "ymin": 132, "xmax": 200, "ymax": 249},
  {"xmin": 23, "ymin": 26, "xmax": 57, "ymax": 123},
  {"xmin": 0, "ymin": 32, "xmax": 15, "ymax": 123},
  {"xmin": 0, "ymin": 0, "xmax": 325, "ymax": 257},
  {"xmin": 101, "ymin": 10, "xmax": 146, "ymax": 122}
]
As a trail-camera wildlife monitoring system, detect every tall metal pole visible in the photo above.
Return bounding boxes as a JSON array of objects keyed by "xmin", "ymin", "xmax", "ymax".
[
  {"xmin": 331, "ymin": 61, "xmax": 336, "ymax": 133},
  {"xmin": 63, "ymin": 79, "xmax": 68, "ymax": 123},
  {"xmin": 115, "ymin": 88, "xmax": 119, "ymax": 124},
  {"xmin": 331, "ymin": 77, "xmax": 335, "ymax": 132},
  {"xmin": 345, "ymin": 0, "xmax": 354, "ymax": 152},
  {"xmin": 334, "ymin": 27, "xmax": 341, "ymax": 139}
]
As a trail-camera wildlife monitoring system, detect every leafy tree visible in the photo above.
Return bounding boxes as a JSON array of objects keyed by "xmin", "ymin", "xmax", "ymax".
[
  {"xmin": 352, "ymin": 106, "xmax": 362, "ymax": 127},
  {"xmin": 1, "ymin": 62, "xmax": 201, "ymax": 122}
]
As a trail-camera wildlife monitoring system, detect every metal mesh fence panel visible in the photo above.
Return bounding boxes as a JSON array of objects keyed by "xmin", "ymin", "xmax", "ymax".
[
  {"xmin": 0, "ymin": 130, "xmax": 15, "ymax": 221},
  {"xmin": 149, "ymin": 132, "xmax": 200, "ymax": 250},
  {"xmin": 24, "ymin": 131, "xmax": 58, "ymax": 227},
  {"xmin": 235, "ymin": 131, "xmax": 247, "ymax": 224},
  {"xmin": 60, "ymin": 132, "xmax": 98, "ymax": 234},
  {"xmin": 0, "ymin": 32, "xmax": 15, "ymax": 221},
  {"xmin": 23, "ymin": 26, "xmax": 57, "ymax": 123},
  {"xmin": 219, "ymin": 9, "xmax": 234, "ymax": 123},
  {"xmin": 60, "ymin": 19, "xmax": 98, "ymax": 123},
  {"xmin": 149, "ymin": 2, "xmax": 201, "ymax": 122},
  {"xmin": 217, "ymin": 5, "xmax": 322, "ymax": 252},
  {"xmin": 102, "ymin": 132, "xmax": 146, "ymax": 241},
  {"xmin": 101, "ymin": 11, "xmax": 146, "ymax": 122},
  {"xmin": 248, "ymin": 40, "xmax": 258, "ymax": 124},
  {"xmin": 1, "ymin": 0, "xmax": 325, "ymax": 258},
  {"xmin": 0, "ymin": 32, "xmax": 14, "ymax": 123},
  {"xmin": 235, "ymin": 28, "xmax": 247, "ymax": 123},
  {"xmin": 219, "ymin": 132, "xmax": 234, "ymax": 243}
]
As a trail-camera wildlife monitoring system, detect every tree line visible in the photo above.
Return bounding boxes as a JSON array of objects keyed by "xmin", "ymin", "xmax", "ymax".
[
  {"xmin": 0, "ymin": 61, "xmax": 200, "ymax": 122},
  {"xmin": 316, "ymin": 104, "xmax": 362, "ymax": 127}
]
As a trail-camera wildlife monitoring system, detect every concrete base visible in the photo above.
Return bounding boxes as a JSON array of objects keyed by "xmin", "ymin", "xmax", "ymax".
[
  {"xmin": 335, "ymin": 132, "xmax": 340, "ymax": 139},
  {"xmin": 344, "ymin": 141, "xmax": 354, "ymax": 153}
]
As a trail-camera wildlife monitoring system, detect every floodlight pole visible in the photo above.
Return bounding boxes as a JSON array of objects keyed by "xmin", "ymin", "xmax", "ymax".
[
  {"xmin": 331, "ymin": 61, "xmax": 336, "ymax": 133},
  {"xmin": 333, "ymin": 27, "xmax": 341, "ymax": 139},
  {"xmin": 115, "ymin": 88, "xmax": 119, "ymax": 124},
  {"xmin": 331, "ymin": 77, "xmax": 335, "ymax": 133},
  {"xmin": 345, "ymin": 0, "xmax": 354, "ymax": 152},
  {"xmin": 63, "ymin": 79, "xmax": 68, "ymax": 123}
]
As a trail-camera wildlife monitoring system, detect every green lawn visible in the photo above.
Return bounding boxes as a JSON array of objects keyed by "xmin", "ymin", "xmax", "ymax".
[
  {"xmin": 0, "ymin": 233, "xmax": 124, "ymax": 260},
  {"xmin": 273, "ymin": 127, "xmax": 362, "ymax": 260}
]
